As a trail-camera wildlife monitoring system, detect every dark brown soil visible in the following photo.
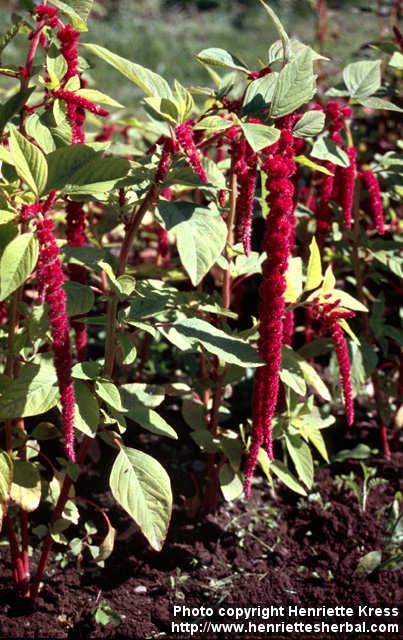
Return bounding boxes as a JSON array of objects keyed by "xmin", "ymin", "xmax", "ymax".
[
  {"xmin": 0, "ymin": 444, "xmax": 402, "ymax": 640},
  {"xmin": 1, "ymin": 402, "xmax": 402, "ymax": 640}
]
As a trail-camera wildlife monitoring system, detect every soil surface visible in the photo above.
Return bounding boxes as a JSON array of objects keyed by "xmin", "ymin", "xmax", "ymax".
[{"xmin": 0, "ymin": 421, "xmax": 402, "ymax": 639}]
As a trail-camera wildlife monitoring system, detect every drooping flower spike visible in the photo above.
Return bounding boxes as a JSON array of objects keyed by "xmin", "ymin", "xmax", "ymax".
[
  {"xmin": 30, "ymin": 194, "xmax": 76, "ymax": 462},
  {"xmin": 311, "ymin": 299, "xmax": 355, "ymax": 426},
  {"xmin": 175, "ymin": 121, "xmax": 208, "ymax": 184},
  {"xmin": 244, "ymin": 119, "xmax": 297, "ymax": 498},
  {"xmin": 361, "ymin": 169, "xmax": 385, "ymax": 235},
  {"xmin": 65, "ymin": 201, "xmax": 88, "ymax": 362}
]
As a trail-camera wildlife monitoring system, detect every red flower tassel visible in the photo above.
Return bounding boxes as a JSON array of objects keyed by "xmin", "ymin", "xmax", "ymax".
[
  {"xmin": 361, "ymin": 169, "xmax": 385, "ymax": 235},
  {"xmin": 175, "ymin": 121, "xmax": 208, "ymax": 184},
  {"xmin": 57, "ymin": 24, "xmax": 80, "ymax": 81},
  {"xmin": 65, "ymin": 201, "xmax": 88, "ymax": 362},
  {"xmin": 244, "ymin": 125, "xmax": 296, "ymax": 498},
  {"xmin": 35, "ymin": 217, "xmax": 76, "ymax": 462},
  {"xmin": 321, "ymin": 309, "xmax": 355, "ymax": 426},
  {"xmin": 339, "ymin": 147, "xmax": 357, "ymax": 230},
  {"xmin": 233, "ymin": 139, "xmax": 257, "ymax": 256},
  {"xmin": 53, "ymin": 90, "xmax": 109, "ymax": 117}
]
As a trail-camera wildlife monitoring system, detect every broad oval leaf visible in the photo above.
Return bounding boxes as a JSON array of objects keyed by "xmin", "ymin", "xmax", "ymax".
[
  {"xmin": 74, "ymin": 381, "xmax": 99, "ymax": 437},
  {"xmin": 293, "ymin": 111, "xmax": 325, "ymax": 138},
  {"xmin": 195, "ymin": 48, "xmax": 248, "ymax": 73},
  {"xmin": 169, "ymin": 317, "xmax": 264, "ymax": 367},
  {"xmin": 343, "ymin": 60, "xmax": 381, "ymax": 99},
  {"xmin": 219, "ymin": 463, "xmax": 243, "ymax": 501},
  {"xmin": 158, "ymin": 202, "xmax": 227, "ymax": 286},
  {"xmin": 285, "ymin": 434, "xmax": 314, "ymax": 489},
  {"xmin": 64, "ymin": 281, "xmax": 94, "ymax": 316},
  {"xmin": 0, "ymin": 232, "xmax": 39, "ymax": 301},
  {"xmin": 109, "ymin": 446, "xmax": 172, "ymax": 551},
  {"xmin": 82, "ymin": 43, "xmax": 173, "ymax": 99},
  {"xmin": 0, "ymin": 359, "xmax": 59, "ymax": 419},
  {"xmin": 305, "ymin": 236, "xmax": 322, "ymax": 291},
  {"xmin": 240, "ymin": 122, "xmax": 280, "ymax": 152},
  {"xmin": 0, "ymin": 451, "xmax": 13, "ymax": 527},
  {"xmin": 10, "ymin": 460, "xmax": 41, "ymax": 512},
  {"xmin": 311, "ymin": 137, "xmax": 350, "ymax": 167},
  {"xmin": 270, "ymin": 49, "xmax": 316, "ymax": 118},
  {"xmin": 9, "ymin": 127, "xmax": 48, "ymax": 196}
]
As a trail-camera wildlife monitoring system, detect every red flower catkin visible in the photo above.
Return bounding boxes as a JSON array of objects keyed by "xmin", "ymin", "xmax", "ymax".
[
  {"xmin": 311, "ymin": 299, "xmax": 355, "ymax": 426},
  {"xmin": 57, "ymin": 24, "xmax": 80, "ymax": 81},
  {"xmin": 361, "ymin": 169, "xmax": 385, "ymax": 235},
  {"xmin": 233, "ymin": 139, "xmax": 257, "ymax": 256},
  {"xmin": 65, "ymin": 201, "xmax": 88, "ymax": 362},
  {"xmin": 175, "ymin": 121, "xmax": 208, "ymax": 184},
  {"xmin": 338, "ymin": 146, "xmax": 357, "ymax": 230},
  {"xmin": 53, "ymin": 90, "xmax": 109, "ymax": 117},
  {"xmin": 155, "ymin": 138, "xmax": 175, "ymax": 183},
  {"xmin": 322, "ymin": 308, "xmax": 355, "ymax": 426},
  {"xmin": 35, "ymin": 216, "xmax": 76, "ymax": 462},
  {"xmin": 244, "ymin": 124, "xmax": 296, "ymax": 498}
]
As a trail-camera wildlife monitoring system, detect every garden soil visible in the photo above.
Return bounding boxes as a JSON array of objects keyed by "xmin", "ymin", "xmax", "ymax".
[{"xmin": 0, "ymin": 422, "xmax": 401, "ymax": 640}]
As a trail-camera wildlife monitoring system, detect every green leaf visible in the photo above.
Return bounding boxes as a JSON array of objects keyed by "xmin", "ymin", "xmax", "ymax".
[
  {"xmin": 109, "ymin": 446, "xmax": 172, "ymax": 551},
  {"xmin": 354, "ymin": 550, "xmax": 382, "ymax": 577},
  {"xmin": 0, "ymin": 451, "xmax": 12, "ymax": 528},
  {"xmin": 49, "ymin": 0, "xmax": 93, "ymax": 31},
  {"xmin": 321, "ymin": 264, "xmax": 336, "ymax": 293},
  {"xmin": 259, "ymin": 451, "xmax": 307, "ymax": 496},
  {"xmin": 0, "ymin": 87, "xmax": 34, "ymax": 133},
  {"xmin": 94, "ymin": 603, "xmax": 123, "ymax": 626},
  {"xmin": 10, "ymin": 460, "xmax": 41, "ymax": 512},
  {"xmin": 284, "ymin": 257, "xmax": 303, "ymax": 303},
  {"xmin": 285, "ymin": 434, "xmax": 314, "ymax": 489},
  {"xmin": 219, "ymin": 463, "xmax": 243, "ymax": 501},
  {"xmin": 95, "ymin": 380, "xmax": 123, "ymax": 412},
  {"xmin": 64, "ymin": 281, "xmax": 94, "ymax": 316},
  {"xmin": 0, "ymin": 359, "xmax": 59, "ymax": 419},
  {"xmin": 358, "ymin": 97, "xmax": 402, "ymax": 113},
  {"xmin": 72, "ymin": 360, "xmax": 101, "ymax": 380},
  {"xmin": 158, "ymin": 202, "xmax": 227, "ymax": 286},
  {"xmin": 25, "ymin": 114, "xmax": 56, "ymax": 154},
  {"xmin": 195, "ymin": 48, "xmax": 248, "ymax": 73},
  {"xmin": 125, "ymin": 404, "xmax": 177, "ymax": 440},
  {"xmin": 144, "ymin": 96, "xmax": 178, "ymax": 124},
  {"xmin": 298, "ymin": 359, "xmax": 331, "ymax": 401},
  {"xmin": 64, "ymin": 157, "xmax": 130, "ymax": 195},
  {"xmin": 0, "ymin": 232, "xmax": 38, "ymax": 301},
  {"xmin": 174, "ymin": 80, "xmax": 195, "ymax": 122},
  {"xmin": 324, "ymin": 289, "xmax": 368, "ymax": 313},
  {"xmin": 270, "ymin": 48, "xmax": 316, "ymax": 118},
  {"xmin": 258, "ymin": 0, "xmax": 289, "ymax": 61},
  {"xmin": 242, "ymin": 72, "xmax": 278, "ymax": 116},
  {"xmin": 333, "ymin": 443, "xmax": 373, "ymax": 463},
  {"xmin": 280, "ymin": 347, "xmax": 306, "ymax": 396},
  {"xmin": 293, "ymin": 111, "xmax": 325, "ymax": 138},
  {"xmin": 305, "ymin": 237, "xmax": 322, "ymax": 291},
  {"xmin": 95, "ymin": 523, "xmax": 116, "ymax": 562},
  {"xmin": 9, "ymin": 127, "xmax": 48, "ymax": 195},
  {"xmin": 240, "ymin": 122, "xmax": 280, "ymax": 152},
  {"xmin": 117, "ymin": 333, "xmax": 137, "ymax": 365},
  {"xmin": 194, "ymin": 116, "xmax": 233, "ymax": 133},
  {"xmin": 74, "ymin": 381, "xmax": 99, "ymax": 437},
  {"xmin": 76, "ymin": 89, "xmax": 123, "ymax": 109},
  {"xmin": 47, "ymin": 44, "xmax": 68, "ymax": 89},
  {"xmin": 311, "ymin": 137, "xmax": 350, "ymax": 167},
  {"xmin": 120, "ymin": 383, "xmax": 164, "ymax": 408},
  {"xmin": 295, "ymin": 155, "xmax": 334, "ymax": 176},
  {"xmin": 343, "ymin": 60, "xmax": 381, "ymax": 99},
  {"xmin": 46, "ymin": 144, "xmax": 99, "ymax": 192},
  {"xmin": 169, "ymin": 317, "xmax": 264, "ymax": 368},
  {"xmin": 389, "ymin": 51, "xmax": 403, "ymax": 69},
  {"xmin": 82, "ymin": 43, "xmax": 173, "ymax": 99}
]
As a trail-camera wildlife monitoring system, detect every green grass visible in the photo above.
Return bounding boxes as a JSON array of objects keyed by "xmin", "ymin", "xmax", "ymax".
[{"xmin": 0, "ymin": 1, "xmax": 381, "ymax": 112}]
